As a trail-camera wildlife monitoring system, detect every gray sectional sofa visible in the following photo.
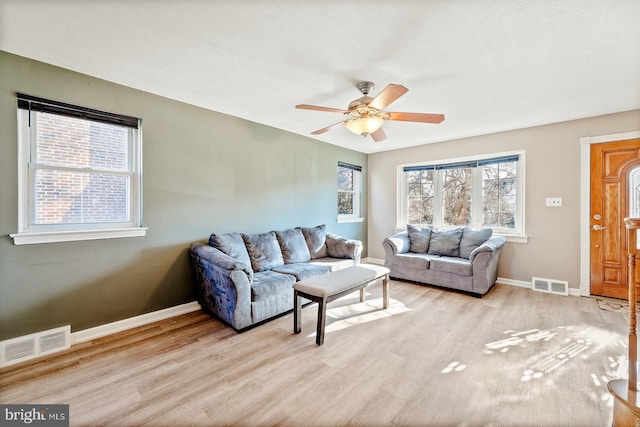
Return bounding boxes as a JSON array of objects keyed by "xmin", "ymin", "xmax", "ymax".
[
  {"xmin": 383, "ymin": 225, "xmax": 506, "ymax": 296},
  {"xmin": 190, "ymin": 224, "xmax": 363, "ymax": 331}
]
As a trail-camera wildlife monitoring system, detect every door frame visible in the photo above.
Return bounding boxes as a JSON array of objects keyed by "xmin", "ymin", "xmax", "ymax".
[{"xmin": 580, "ymin": 131, "xmax": 640, "ymax": 296}]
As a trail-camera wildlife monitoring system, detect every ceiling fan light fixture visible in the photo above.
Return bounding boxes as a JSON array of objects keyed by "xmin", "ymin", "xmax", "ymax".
[{"xmin": 345, "ymin": 116, "xmax": 384, "ymax": 136}]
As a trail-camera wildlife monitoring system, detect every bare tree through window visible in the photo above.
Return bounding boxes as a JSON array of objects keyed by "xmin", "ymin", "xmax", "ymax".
[
  {"xmin": 403, "ymin": 155, "xmax": 520, "ymax": 233},
  {"xmin": 406, "ymin": 170, "xmax": 434, "ymax": 224},
  {"xmin": 442, "ymin": 167, "xmax": 472, "ymax": 226},
  {"xmin": 337, "ymin": 162, "xmax": 362, "ymax": 218},
  {"xmin": 482, "ymin": 161, "xmax": 517, "ymax": 229}
]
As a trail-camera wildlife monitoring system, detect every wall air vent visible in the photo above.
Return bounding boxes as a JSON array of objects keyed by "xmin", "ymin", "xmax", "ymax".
[
  {"xmin": 1, "ymin": 326, "xmax": 70, "ymax": 367},
  {"xmin": 532, "ymin": 277, "xmax": 569, "ymax": 296}
]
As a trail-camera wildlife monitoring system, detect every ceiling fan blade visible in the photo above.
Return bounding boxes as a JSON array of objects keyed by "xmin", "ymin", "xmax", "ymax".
[
  {"xmin": 387, "ymin": 112, "xmax": 445, "ymax": 123},
  {"xmin": 310, "ymin": 120, "xmax": 348, "ymax": 135},
  {"xmin": 370, "ymin": 127, "xmax": 387, "ymax": 142},
  {"xmin": 368, "ymin": 84, "xmax": 408, "ymax": 110},
  {"xmin": 296, "ymin": 104, "xmax": 349, "ymax": 114}
]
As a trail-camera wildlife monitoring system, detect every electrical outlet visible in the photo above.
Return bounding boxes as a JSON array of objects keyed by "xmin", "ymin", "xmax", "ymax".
[{"xmin": 546, "ymin": 197, "xmax": 562, "ymax": 207}]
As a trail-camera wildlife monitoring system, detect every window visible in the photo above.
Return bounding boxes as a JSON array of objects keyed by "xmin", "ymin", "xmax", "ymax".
[
  {"xmin": 399, "ymin": 153, "xmax": 524, "ymax": 236},
  {"xmin": 10, "ymin": 93, "xmax": 146, "ymax": 245},
  {"xmin": 630, "ymin": 166, "xmax": 640, "ymax": 218},
  {"xmin": 337, "ymin": 161, "xmax": 363, "ymax": 223}
]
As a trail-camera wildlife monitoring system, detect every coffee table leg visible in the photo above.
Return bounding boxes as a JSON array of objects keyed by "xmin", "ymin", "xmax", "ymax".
[
  {"xmin": 359, "ymin": 287, "xmax": 366, "ymax": 303},
  {"xmin": 383, "ymin": 274, "xmax": 389, "ymax": 309},
  {"xmin": 294, "ymin": 290, "xmax": 301, "ymax": 334},
  {"xmin": 316, "ymin": 297, "xmax": 327, "ymax": 346}
]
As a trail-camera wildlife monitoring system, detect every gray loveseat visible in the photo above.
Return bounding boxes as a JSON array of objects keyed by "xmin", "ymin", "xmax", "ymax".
[
  {"xmin": 383, "ymin": 225, "xmax": 506, "ymax": 297},
  {"xmin": 190, "ymin": 224, "xmax": 363, "ymax": 331}
]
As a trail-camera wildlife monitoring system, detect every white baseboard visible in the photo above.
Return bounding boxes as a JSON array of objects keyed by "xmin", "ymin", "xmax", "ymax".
[
  {"xmin": 362, "ymin": 257, "xmax": 384, "ymax": 265},
  {"xmin": 496, "ymin": 277, "xmax": 580, "ymax": 296},
  {"xmin": 359, "ymin": 270, "xmax": 581, "ymax": 297},
  {"xmin": 70, "ymin": 301, "xmax": 202, "ymax": 345},
  {"xmin": 496, "ymin": 277, "xmax": 531, "ymax": 289}
]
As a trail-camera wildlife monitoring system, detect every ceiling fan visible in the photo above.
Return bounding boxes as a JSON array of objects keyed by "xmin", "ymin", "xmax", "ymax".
[{"xmin": 295, "ymin": 81, "xmax": 445, "ymax": 142}]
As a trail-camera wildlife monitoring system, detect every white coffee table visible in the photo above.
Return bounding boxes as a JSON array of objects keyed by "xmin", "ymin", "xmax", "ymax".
[{"xmin": 293, "ymin": 264, "xmax": 390, "ymax": 345}]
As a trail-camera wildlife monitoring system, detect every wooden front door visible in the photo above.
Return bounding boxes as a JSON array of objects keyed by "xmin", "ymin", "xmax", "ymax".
[{"xmin": 590, "ymin": 139, "xmax": 640, "ymax": 299}]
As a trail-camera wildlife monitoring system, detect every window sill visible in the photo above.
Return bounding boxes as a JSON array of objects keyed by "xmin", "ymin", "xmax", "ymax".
[
  {"xmin": 9, "ymin": 227, "xmax": 148, "ymax": 245},
  {"xmin": 495, "ymin": 233, "xmax": 528, "ymax": 244},
  {"xmin": 337, "ymin": 217, "xmax": 365, "ymax": 224}
]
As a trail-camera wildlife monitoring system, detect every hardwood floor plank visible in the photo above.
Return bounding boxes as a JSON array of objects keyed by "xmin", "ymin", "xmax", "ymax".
[{"xmin": 0, "ymin": 282, "xmax": 629, "ymax": 426}]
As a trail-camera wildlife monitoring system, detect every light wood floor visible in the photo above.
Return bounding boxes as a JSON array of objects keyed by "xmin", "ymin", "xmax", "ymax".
[{"xmin": 0, "ymin": 281, "xmax": 629, "ymax": 426}]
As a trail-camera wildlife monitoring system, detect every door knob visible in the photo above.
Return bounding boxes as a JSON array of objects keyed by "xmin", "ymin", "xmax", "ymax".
[{"xmin": 593, "ymin": 224, "xmax": 607, "ymax": 231}]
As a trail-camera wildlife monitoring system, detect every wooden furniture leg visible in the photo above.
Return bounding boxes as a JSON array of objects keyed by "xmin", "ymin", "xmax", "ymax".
[
  {"xmin": 294, "ymin": 290, "xmax": 301, "ymax": 334},
  {"xmin": 383, "ymin": 274, "xmax": 389, "ymax": 309},
  {"xmin": 316, "ymin": 297, "xmax": 327, "ymax": 345}
]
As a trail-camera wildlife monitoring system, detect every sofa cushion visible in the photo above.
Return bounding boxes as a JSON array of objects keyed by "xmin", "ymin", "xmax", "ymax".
[
  {"xmin": 242, "ymin": 231, "xmax": 285, "ymax": 272},
  {"xmin": 429, "ymin": 256, "xmax": 473, "ymax": 276},
  {"xmin": 272, "ymin": 263, "xmax": 331, "ymax": 281},
  {"xmin": 209, "ymin": 232, "xmax": 253, "ymax": 270},
  {"xmin": 392, "ymin": 252, "xmax": 433, "ymax": 270},
  {"xmin": 308, "ymin": 257, "xmax": 355, "ymax": 272},
  {"xmin": 326, "ymin": 233, "xmax": 361, "ymax": 259},
  {"xmin": 251, "ymin": 270, "xmax": 296, "ymax": 301},
  {"xmin": 275, "ymin": 228, "xmax": 311, "ymax": 264},
  {"xmin": 298, "ymin": 224, "xmax": 328, "ymax": 259},
  {"xmin": 407, "ymin": 224, "xmax": 432, "ymax": 253},
  {"xmin": 459, "ymin": 227, "xmax": 493, "ymax": 259},
  {"xmin": 428, "ymin": 228, "xmax": 464, "ymax": 257}
]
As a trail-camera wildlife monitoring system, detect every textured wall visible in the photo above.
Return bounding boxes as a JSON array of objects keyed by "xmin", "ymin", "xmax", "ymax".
[
  {"xmin": 368, "ymin": 110, "xmax": 640, "ymax": 290},
  {"xmin": 0, "ymin": 52, "xmax": 367, "ymax": 340}
]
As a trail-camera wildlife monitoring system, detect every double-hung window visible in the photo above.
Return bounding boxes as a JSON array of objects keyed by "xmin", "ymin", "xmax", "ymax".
[
  {"xmin": 399, "ymin": 152, "xmax": 524, "ymax": 237},
  {"xmin": 337, "ymin": 161, "xmax": 363, "ymax": 223},
  {"xmin": 10, "ymin": 93, "xmax": 146, "ymax": 245}
]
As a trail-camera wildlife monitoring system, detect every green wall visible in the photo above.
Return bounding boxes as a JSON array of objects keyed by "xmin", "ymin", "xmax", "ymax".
[{"xmin": 0, "ymin": 51, "xmax": 368, "ymax": 340}]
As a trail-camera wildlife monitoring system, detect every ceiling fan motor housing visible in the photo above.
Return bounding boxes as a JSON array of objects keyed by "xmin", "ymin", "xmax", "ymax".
[
  {"xmin": 348, "ymin": 96, "xmax": 374, "ymax": 112},
  {"xmin": 355, "ymin": 81, "xmax": 375, "ymax": 96}
]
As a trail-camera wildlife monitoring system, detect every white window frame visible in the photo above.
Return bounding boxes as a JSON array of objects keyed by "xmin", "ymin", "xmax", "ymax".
[
  {"xmin": 337, "ymin": 162, "xmax": 364, "ymax": 223},
  {"xmin": 10, "ymin": 105, "xmax": 147, "ymax": 245},
  {"xmin": 397, "ymin": 151, "xmax": 526, "ymax": 242}
]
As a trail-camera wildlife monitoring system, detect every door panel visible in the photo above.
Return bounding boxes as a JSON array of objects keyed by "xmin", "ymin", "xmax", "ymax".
[{"xmin": 590, "ymin": 139, "xmax": 640, "ymax": 299}]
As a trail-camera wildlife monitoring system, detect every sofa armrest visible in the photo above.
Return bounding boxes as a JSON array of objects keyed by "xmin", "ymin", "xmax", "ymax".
[
  {"xmin": 189, "ymin": 243, "xmax": 253, "ymax": 330},
  {"xmin": 468, "ymin": 236, "xmax": 506, "ymax": 263},
  {"xmin": 382, "ymin": 232, "xmax": 410, "ymax": 270},
  {"xmin": 383, "ymin": 232, "xmax": 411, "ymax": 255},
  {"xmin": 469, "ymin": 236, "xmax": 506, "ymax": 295},
  {"xmin": 325, "ymin": 233, "xmax": 363, "ymax": 263}
]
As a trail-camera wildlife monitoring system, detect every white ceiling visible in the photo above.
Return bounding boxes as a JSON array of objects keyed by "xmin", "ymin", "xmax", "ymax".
[{"xmin": 1, "ymin": 0, "xmax": 639, "ymax": 154}]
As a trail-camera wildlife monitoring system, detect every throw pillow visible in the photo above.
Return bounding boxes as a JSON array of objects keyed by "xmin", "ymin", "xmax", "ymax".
[
  {"xmin": 407, "ymin": 224, "xmax": 432, "ymax": 253},
  {"xmin": 275, "ymin": 228, "xmax": 311, "ymax": 264},
  {"xmin": 297, "ymin": 224, "xmax": 328, "ymax": 259},
  {"xmin": 242, "ymin": 231, "xmax": 285, "ymax": 272},
  {"xmin": 428, "ymin": 228, "xmax": 464, "ymax": 257},
  {"xmin": 459, "ymin": 227, "xmax": 493, "ymax": 259},
  {"xmin": 209, "ymin": 232, "xmax": 253, "ymax": 269}
]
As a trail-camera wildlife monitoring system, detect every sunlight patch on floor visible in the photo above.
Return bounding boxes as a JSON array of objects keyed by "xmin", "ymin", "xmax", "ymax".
[
  {"xmin": 482, "ymin": 326, "xmax": 626, "ymax": 387},
  {"xmin": 437, "ymin": 323, "xmax": 625, "ymax": 409},
  {"xmin": 520, "ymin": 337, "xmax": 592, "ymax": 381},
  {"xmin": 308, "ymin": 298, "xmax": 412, "ymax": 337},
  {"xmin": 484, "ymin": 328, "xmax": 558, "ymax": 354},
  {"xmin": 441, "ymin": 361, "xmax": 466, "ymax": 374}
]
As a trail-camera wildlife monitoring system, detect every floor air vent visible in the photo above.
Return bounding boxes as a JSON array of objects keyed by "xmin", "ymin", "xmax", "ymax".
[
  {"xmin": 532, "ymin": 277, "xmax": 569, "ymax": 296},
  {"xmin": 1, "ymin": 326, "xmax": 70, "ymax": 367}
]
